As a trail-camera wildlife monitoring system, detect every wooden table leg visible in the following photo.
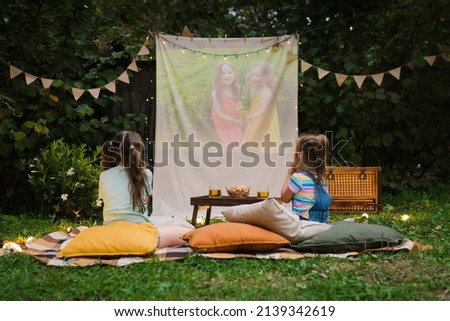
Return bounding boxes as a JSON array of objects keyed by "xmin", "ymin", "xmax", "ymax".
[
  {"xmin": 191, "ymin": 205, "xmax": 199, "ymax": 228},
  {"xmin": 205, "ymin": 206, "xmax": 212, "ymax": 225}
]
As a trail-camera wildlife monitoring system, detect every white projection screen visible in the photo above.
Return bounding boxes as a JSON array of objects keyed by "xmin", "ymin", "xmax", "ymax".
[{"xmin": 152, "ymin": 34, "xmax": 298, "ymax": 220}]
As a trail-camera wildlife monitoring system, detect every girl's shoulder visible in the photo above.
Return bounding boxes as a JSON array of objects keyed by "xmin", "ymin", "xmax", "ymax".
[
  {"xmin": 292, "ymin": 170, "xmax": 315, "ymax": 183},
  {"xmin": 297, "ymin": 169, "xmax": 316, "ymax": 177}
]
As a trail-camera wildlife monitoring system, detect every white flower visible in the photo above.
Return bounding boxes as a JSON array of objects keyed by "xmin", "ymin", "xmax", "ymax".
[
  {"xmin": 401, "ymin": 214, "xmax": 410, "ymax": 221},
  {"xmin": 66, "ymin": 167, "xmax": 75, "ymax": 176},
  {"xmin": 2, "ymin": 242, "xmax": 23, "ymax": 253},
  {"xmin": 96, "ymin": 198, "xmax": 103, "ymax": 207},
  {"xmin": 61, "ymin": 194, "xmax": 68, "ymax": 201}
]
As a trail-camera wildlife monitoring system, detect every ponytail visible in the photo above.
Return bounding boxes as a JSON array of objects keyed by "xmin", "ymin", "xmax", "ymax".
[{"xmin": 101, "ymin": 131, "xmax": 150, "ymax": 213}]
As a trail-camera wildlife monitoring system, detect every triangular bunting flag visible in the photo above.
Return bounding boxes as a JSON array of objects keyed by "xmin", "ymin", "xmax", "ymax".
[
  {"xmin": 117, "ymin": 71, "xmax": 130, "ymax": 84},
  {"xmin": 127, "ymin": 60, "xmax": 139, "ymax": 72},
  {"xmin": 137, "ymin": 44, "xmax": 150, "ymax": 56},
  {"xmin": 423, "ymin": 55, "xmax": 437, "ymax": 66},
  {"xmin": 144, "ymin": 35, "xmax": 153, "ymax": 46},
  {"xmin": 371, "ymin": 73, "xmax": 384, "ymax": 86},
  {"xmin": 72, "ymin": 88, "xmax": 84, "ymax": 101},
  {"xmin": 286, "ymin": 51, "xmax": 297, "ymax": 64},
  {"xmin": 271, "ymin": 44, "xmax": 281, "ymax": 53},
  {"xmin": 301, "ymin": 60, "xmax": 312, "ymax": 72},
  {"xmin": 406, "ymin": 60, "xmax": 416, "ymax": 70},
  {"xmin": 10, "ymin": 65, "xmax": 23, "ymax": 79},
  {"xmin": 88, "ymin": 88, "xmax": 101, "ymax": 99},
  {"xmin": 442, "ymin": 52, "xmax": 450, "ymax": 62},
  {"xmin": 181, "ymin": 25, "xmax": 193, "ymax": 38},
  {"xmin": 353, "ymin": 75, "xmax": 366, "ymax": 89},
  {"xmin": 40, "ymin": 78, "xmax": 54, "ymax": 89},
  {"xmin": 388, "ymin": 67, "xmax": 401, "ymax": 80},
  {"xmin": 335, "ymin": 73, "xmax": 348, "ymax": 87},
  {"xmin": 317, "ymin": 68, "xmax": 330, "ymax": 79},
  {"xmin": 25, "ymin": 73, "xmax": 38, "ymax": 85},
  {"xmin": 104, "ymin": 81, "xmax": 116, "ymax": 93}
]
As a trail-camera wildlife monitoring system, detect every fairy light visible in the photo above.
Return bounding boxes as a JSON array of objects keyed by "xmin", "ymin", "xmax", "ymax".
[{"xmin": 158, "ymin": 34, "xmax": 296, "ymax": 58}]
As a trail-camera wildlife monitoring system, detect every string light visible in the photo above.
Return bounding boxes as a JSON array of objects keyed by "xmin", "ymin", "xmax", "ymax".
[{"xmin": 158, "ymin": 34, "xmax": 295, "ymax": 58}]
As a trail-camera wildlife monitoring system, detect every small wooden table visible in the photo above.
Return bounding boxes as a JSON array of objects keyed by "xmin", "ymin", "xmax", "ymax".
[{"xmin": 190, "ymin": 195, "xmax": 267, "ymax": 227}]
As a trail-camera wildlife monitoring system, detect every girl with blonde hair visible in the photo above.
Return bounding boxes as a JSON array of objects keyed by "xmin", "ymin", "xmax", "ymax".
[{"xmin": 281, "ymin": 134, "xmax": 332, "ymax": 223}]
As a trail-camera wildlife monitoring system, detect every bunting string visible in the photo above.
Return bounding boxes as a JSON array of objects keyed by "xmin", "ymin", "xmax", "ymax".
[{"xmin": 8, "ymin": 30, "xmax": 449, "ymax": 100}]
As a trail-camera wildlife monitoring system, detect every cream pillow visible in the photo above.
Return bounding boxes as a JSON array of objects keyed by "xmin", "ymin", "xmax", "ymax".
[
  {"xmin": 222, "ymin": 197, "xmax": 332, "ymax": 244},
  {"xmin": 57, "ymin": 221, "xmax": 159, "ymax": 258}
]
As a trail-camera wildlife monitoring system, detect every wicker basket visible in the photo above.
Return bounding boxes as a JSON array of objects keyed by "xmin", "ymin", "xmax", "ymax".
[
  {"xmin": 325, "ymin": 167, "xmax": 382, "ymax": 212},
  {"xmin": 226, "ymin": 185, "xmax": 251, "ymax": 198}
]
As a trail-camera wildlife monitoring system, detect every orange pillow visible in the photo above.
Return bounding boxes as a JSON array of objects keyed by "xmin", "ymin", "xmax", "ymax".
[{"xmin": 182, "ymin": 222, "xmax": 290, "ymax": 253}]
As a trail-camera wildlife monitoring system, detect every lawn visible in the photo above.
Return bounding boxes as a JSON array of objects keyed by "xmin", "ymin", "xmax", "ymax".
[{"xmin": 0, "ymin": 184, "xmax": 448, "ymax": 301}]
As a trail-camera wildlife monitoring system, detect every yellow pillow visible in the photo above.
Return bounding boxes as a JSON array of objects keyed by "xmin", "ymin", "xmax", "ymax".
[
  {"xmin": 57, "ymin": 221, "xmax": 159, "ymax": 258},
  {"xmin": 182, "ymin": 222, "xmax": 290, "ymax": 253}
]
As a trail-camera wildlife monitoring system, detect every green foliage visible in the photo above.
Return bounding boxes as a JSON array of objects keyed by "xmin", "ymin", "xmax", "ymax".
[
  {"xmin": 0, "ymin": 1, "xmax": 147, "ymax": 212},
  {"xmin": 26, "ymin": 139, "xmax": 102, "ymax": 220}
]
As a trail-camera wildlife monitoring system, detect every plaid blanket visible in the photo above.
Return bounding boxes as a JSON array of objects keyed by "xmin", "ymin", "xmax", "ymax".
[{"xmin": 21, "ymin": 226, "xmax": 418, "ymax": 267}]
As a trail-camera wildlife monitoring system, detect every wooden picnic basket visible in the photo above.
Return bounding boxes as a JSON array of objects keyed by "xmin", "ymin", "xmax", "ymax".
[{"xmin": 325, "ymin": 166, "xmax": 382, "ymax": 213}]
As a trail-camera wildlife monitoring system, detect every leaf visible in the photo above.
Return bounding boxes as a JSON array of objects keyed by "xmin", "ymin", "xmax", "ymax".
[
  {"xmin": 375, "ymin": 92, "xmax": 386, "ymax": 100},
  {"xmin": 13, "ymin": 131, "xmax": 26, "ymax": 141},
  {"xmin": 23, "ymin": 121, "xmax": 35, "ymax": 129},
  {"xmin": 79, "ymin": 122, "xmax": 91, "ymax": 132},
  {"xmin": 382, "ymin": 133, "xmax": 394, "ymax": 146},
  {"xmin": 388, "ymin": 92, "xmax": 401, "ymax": 104}
]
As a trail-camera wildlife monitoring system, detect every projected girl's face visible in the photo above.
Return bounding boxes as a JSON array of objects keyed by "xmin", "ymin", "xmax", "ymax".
[
  {"xmin": 220, "ymin": 64, "xmax": 235, "ymax": 85},
  {"xmin": 248, "ymin": 66, "xmax": 265, "ymax": 87}
]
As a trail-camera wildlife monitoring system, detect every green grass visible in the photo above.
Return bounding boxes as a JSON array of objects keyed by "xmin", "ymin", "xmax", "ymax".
[{"xmin": 1, "ymin": 184, "xmax": 449, "ymax": 301}]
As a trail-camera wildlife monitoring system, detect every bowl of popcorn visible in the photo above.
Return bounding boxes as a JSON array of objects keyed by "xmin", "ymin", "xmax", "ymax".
[{"xmin": 226, "ymin": 185, "xmax": 251, "ymax": 198}]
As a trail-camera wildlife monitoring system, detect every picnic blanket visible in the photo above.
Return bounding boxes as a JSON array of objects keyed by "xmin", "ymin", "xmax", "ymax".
[{"xmin": 20, "ymin": 226, "xmax": 419, "ymax": 267}]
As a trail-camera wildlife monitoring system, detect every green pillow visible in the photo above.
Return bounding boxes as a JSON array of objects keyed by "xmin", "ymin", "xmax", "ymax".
[{"xmin": 290, "ymin": 221, "xmax": 404, "ymax": 253}]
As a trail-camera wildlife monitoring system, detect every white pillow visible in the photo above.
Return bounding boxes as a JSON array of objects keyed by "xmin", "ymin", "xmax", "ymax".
[{"xmin": 222, "ymin": 197, "xmax": 332, "ymax": 244}]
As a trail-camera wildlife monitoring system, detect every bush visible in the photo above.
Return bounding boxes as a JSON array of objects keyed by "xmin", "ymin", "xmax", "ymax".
[{"xmin": 27, "ymin": 139, "xmax": 102, "ymax": 220}]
